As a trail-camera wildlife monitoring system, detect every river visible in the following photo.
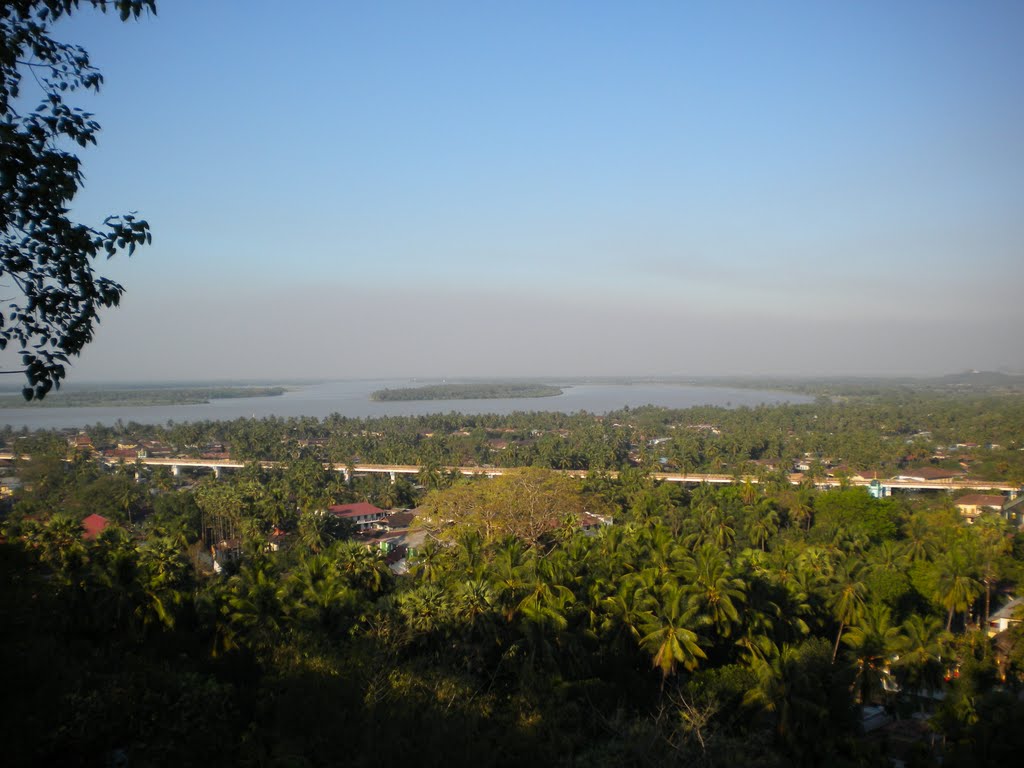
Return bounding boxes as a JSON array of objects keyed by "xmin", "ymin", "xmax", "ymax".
[{"xmin": 0, "ymin": 380, "xmax": 812, "ymax": 431}]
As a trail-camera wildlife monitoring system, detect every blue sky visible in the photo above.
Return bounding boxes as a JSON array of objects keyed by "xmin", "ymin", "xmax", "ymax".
[{"xmin": 23, "ymin": 0, "xmax": 1024, "ymax": 381}]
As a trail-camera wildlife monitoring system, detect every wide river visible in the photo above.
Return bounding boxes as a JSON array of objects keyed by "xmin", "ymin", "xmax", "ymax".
[{"xmin": 0, "ymin": 380, "xmax": 812, "ymax": 431}]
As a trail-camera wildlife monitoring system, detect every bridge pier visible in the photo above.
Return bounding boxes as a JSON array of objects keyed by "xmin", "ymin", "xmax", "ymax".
[
  {"xmin": 172, "ymin": 464, "xmax": 180, "ymax": 477},
  {"xmin": 389, "ymin": 471, "xmax": 396, "ymax": 484},
  {"xmin": 213, "ymin": 466, "xmax": 221, "ymax": 479}
]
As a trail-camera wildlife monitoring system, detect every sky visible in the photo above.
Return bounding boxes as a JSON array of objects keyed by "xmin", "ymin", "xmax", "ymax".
[{"xmin": 10, "ymin": 0, "xmax": 1024, "ymax": 381}]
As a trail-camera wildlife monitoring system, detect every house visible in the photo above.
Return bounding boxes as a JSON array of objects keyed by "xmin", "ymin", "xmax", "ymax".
[
  {"xmin": 954, "ymin": 493, "xmax": 1006, "ymax": 523},
  {"xmin": 328, "ymin": 502, "xmax": 388, "ymax": 531},
  {"xmin": 211, "ymin": 538, "xmax": 241, "ymax": 574},
  {"xmin": 579, "ymin": 511, "xmax": 613, "ymax": 531},
  {"xmin": 103, "ymin": 446, "xmax": 142, "ymax": 461},
  {"xmin": 987, "ymin": 597, "xmax": 1023, "ymax": 636},
  {"xmin": 267, "ymin": 527, "xmax": 287, "ymax": 552},
  {"xmin": 850, "ymin": 469, "xmax": 886, "ymax": 481},
  {"xmin": 1002, "ymin": 495, "xmax": 1024, "ymax": 529},
  {"xmin": 81, "ymin": 513, "xmax": 110, "ymax": 540},
  {"xmin": 381, "ymin": 509, "xmax": 417, "ymax": 530},
  {"xmin": 69, "ymin": 432, "xmax": 94, "ymax": 454}
]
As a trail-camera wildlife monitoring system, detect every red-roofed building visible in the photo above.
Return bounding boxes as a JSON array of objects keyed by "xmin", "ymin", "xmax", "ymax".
[
  {"xmin": 851, "ymin": 469, "xmax": 886, "ymax": 481},
  {"xmin": 328, "ymin": 502, "xmax": 388, "ymax": 530},
  {"xmin": 82, "ymin": 513, "xmax": 110, "ymax": 540}
]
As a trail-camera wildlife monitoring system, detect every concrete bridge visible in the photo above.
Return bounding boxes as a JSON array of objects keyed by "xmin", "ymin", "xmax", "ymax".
[{"xmin": 0, "ymin": 452, "xmax": 1018, "ymax": 496}]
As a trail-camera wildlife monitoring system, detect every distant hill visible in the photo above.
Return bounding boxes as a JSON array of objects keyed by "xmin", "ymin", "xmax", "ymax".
[{"xmin": 934, "ymin": 370, "xmax": 1024, "ymax": 389}]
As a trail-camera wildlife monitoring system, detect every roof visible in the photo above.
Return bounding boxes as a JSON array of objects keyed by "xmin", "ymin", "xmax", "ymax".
[
  {"xmin": 328, "ymin": 501, "xmax": 387, "ymax": 519},
  {"xmin": 852, "ymin": 470, "xmax": 885, "ymax": 480},
  {"xmin": 899, "ymin": 466, "xmax": 964, "ymax": 480},
  {"xmin": 955, "ymin": 494, "xmax": 1005, "ymax": 508},
  {"xmin": 989, "ymin": 597, "xmax": 1024, "ymax": 623},
  {"xmin": 384, "ymin": 510, "xmax": 416, "ymax": 529},
  {"xmin": 81, "ymin": 513, "xmax": 110, "ymax": 540}
]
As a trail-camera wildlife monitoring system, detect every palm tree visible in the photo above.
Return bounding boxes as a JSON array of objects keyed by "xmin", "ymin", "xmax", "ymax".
[
  {"xmin": 334, "ymin": 540, "xmax": 392, "ymax": 594},
  {"xmin": 970, "ymin": 515, "xmax": 1011, "ymax": 627},
  {"xmin": 454, "ymin": 578, "xmax": 496, "ymax": 626},
  {"xmin": 748, "ymin": 508, "xmax": 780, "ymax": 552},
  {"xmin": 290, "ymin": 553, "xmax": 355, "ymax": 630},
  {"xmin": 34, "ymin": 514, "xmax": 87, "ymax": 576},
  {"xmin": 894, "ymin": 613, "xmax": 947, "ymax": 704},
  {"xmin": 223, "ymin": 562, "xmax": 286, "ymax": 650},
  {"xmin": 599, "ymin": 577, "xmax": 651, "ymax": 653},
  {"xmin": 902, "ymin": 512, "xmax": 938, "ymax": 563},
  {"xmin": 682, "ymin": 544, "xmax": 746, "ymax": 640},
  {"xmin": 934, "ymin": 553, "xmax": 983, "ymax": 631},
  {"xmin": 743, "ymin": 638, "xmax": 837, "ymax": 756},
  {"xmin": 409, "ymin": 539, "xmax": 447, "ymax": 585},
  {"xmin": 639, "ymin": 581, "xmax": 707, "ymax": 683},
  {"xmin": 786, "ymin": 489, "xmax": 814, "ymax": 532},
  {"xmin": 828, "ymin": 564, "xmax": 867, "ymax": 662},
  {"xmin": 398, "ymin": 583, "xmax": 455, "ymax": 637},
  {"xmin": 842, "ymin": 603, "xmax": 903, "ymax": 704},
  {"xmin": 513, "ymin": 566, "xmax": 575, "ymax": 671}
]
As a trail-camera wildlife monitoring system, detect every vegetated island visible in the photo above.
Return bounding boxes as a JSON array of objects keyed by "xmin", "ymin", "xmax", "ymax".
[
  {"xmin": 0, "ymin": 386, "xmax": 288, "ymax": 408},
  {"xmin": 372, "ymin": 382, "xmax": 563, "ymax": 401}
]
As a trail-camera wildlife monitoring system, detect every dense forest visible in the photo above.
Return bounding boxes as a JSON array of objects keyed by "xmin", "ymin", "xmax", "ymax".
[{"xmin": 2, "ymin": 390, "xmax": 1024, "ymax": 766}]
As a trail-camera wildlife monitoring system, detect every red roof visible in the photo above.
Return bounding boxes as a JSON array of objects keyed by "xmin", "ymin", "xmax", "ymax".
[
  {"xmin": 104, "ymin": 448, "xmax": 140, "ymax": 459},
  {"xmin": 901, "ymin": 467, "xmax": 963, "ymax": 480},
  {"xmin": 955, "ymin": 494, "xmax": 1005, "ymax": 508},
  {"xmin": 853, "ymin": 470, "xmax": 885, "ymax": 480},
  {"xmin": 82, "ymin": 513, "xmax": 110, "ymax": 540},
  {"xmin": 328, "ymin": 502, "xmax": 387, "ymax": 519}
]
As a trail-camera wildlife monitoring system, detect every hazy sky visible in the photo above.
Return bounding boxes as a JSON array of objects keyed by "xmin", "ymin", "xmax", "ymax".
[{"xmin": 14, "ymin": 0, "xmax": 1024, "ymax": 381}]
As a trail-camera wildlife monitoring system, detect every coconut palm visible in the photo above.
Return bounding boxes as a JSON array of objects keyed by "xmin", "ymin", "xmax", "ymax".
[
  {"xmin": 970, "ymin": 515, "xmax": 1011, "ymax": 627},
  {"xmin": 682, "ymin": 544, "xmax": 746, "ymax": 640},
  {"xmin": 748, "ymin": 507, "xmax": 780, "ymax": 552},
  {"xmin": 842, "ymin": 603, "xmax": 903, "ymax": 704},
  {"xmin": 934, "ymin": 553, "xmax": 983, "ymax": 631},
  {"xmin": 902, "ymin": 512, "xmax": 939, "ymax": 563},
  {"xmin": 828, "ymin": 564, "xmax": 867, "ymax": 662},
  {"xmin": 894, "ymin": 613, "xmax": 947, "ymax": 703},
  {"xmin": 334, "ymin": 540, "xmax": 393, "ymax": 594},
  {"xmin": 639, "ymin": 581, "xmax": 707, "ymax": 682},
  {"xmin": 743, "ymin": 638, "xmax": 836, "ymax": 756},
  {"xmin": 290, "ymin": 553, "xmax": 355, "ymax": 630},
  {"xmin": 223, "ymin": 562, "xmax": 286, "ymax": 649}
]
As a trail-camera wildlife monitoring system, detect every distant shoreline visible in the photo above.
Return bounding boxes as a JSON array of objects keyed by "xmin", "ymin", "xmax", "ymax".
[
  {"xmin": 0, "ymin": 386, "xmax": 288, "ymax": 409},
  {"xmin": 371, "ymin": 383, "xmax": 563, "ymax": 401}
]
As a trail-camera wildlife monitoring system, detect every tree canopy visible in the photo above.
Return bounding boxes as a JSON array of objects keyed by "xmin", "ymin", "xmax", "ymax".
[{"xmin": 0, "ymin": 0, "xmax": 154, "ymax": 399}]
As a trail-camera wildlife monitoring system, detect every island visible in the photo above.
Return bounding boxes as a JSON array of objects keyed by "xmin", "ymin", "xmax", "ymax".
[
  {"xmin": 371, "ymin": 382, "xmax": 563, "ymax": 401},
  {"xmin": 0, "ymin": 386, "xmax": 288, "ymax": 408}
]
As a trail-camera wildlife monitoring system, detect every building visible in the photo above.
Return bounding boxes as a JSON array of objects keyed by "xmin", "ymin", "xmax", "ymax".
[
  {"xmin": 328, "ymin": 502, "xmax": 389, "ymax": 531},
  {"xmin": 81, "ymin": 513, "xmax": 110, "ymax": 540},
  {"xmin": 954, "ymin": 494, "xmax": 1006, "ymax": 523},
  {"xmin": 987, "ymin": 597, "xmax": 1023, "ymax": 636},
  {"xmin": 1002, "ymin": 495, "xmax": 1024, "ymax": 529}
]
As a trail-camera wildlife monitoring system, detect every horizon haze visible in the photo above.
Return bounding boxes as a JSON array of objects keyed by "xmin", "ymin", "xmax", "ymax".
[{"xmin": 5, "ymin": 1, "xmax": 1021, "ymax": 383}]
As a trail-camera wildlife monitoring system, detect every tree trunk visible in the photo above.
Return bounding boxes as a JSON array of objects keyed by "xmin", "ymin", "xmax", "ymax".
[
  {"xmin": 832, "ymin": 620, "xmax": 844, "ymax": 663},
  {"xmin": 984, "ymin": 580, "xmax": 991, "ymax": 629}
]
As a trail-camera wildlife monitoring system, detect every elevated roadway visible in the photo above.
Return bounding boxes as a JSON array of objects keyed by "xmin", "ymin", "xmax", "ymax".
[{"xmin": 0, "ymin": 452, "xmax": 1018, "ymax": 494}]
